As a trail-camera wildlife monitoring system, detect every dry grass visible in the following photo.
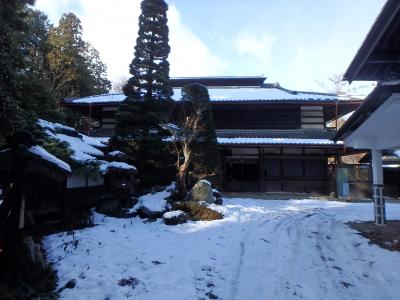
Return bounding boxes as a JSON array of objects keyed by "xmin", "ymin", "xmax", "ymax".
[
  {"xmin": 171, "ymin": 202, "xmax": 222, "ymax": 221},
  {"xmin": 348, "ymin": 220, "xmax": 400, "ymax": 251}
]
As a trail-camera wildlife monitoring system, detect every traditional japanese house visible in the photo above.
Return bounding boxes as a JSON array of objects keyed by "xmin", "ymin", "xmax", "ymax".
[{"xmin": 62, "ymin": 76, "xmax": 362, "ymax": 194}]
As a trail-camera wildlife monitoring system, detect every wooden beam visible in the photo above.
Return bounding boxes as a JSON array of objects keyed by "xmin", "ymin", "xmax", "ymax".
[{"xmin": 367, "ymin": 51, "xmax": 400, "ymax": 64}]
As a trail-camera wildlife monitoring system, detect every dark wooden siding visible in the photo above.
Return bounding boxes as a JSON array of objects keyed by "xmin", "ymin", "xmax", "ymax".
[
  {"xmin": 222, "ymin": 146, "xmax": 329, "ymax": 194},
  {"xmin": 213, "ymin": 106, "xmax": 301, "ymax": 129}
]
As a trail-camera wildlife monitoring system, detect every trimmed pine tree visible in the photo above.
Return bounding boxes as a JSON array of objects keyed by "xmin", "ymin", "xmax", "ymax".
[
  {"xmin": 178, "ymin": 84, "xmax": 222, "ymax": 194},
  {"xmin": 113, "ymin": 0, "xmax": 174, "ymax": 191}
]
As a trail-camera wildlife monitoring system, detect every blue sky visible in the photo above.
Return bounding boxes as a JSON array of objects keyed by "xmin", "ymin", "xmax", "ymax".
[{"xmin": 35, "ymin": 0, "xmax": 385, "ymax": 93}]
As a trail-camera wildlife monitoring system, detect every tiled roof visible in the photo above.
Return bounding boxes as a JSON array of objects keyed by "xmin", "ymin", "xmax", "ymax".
[
  {"xmin": 63, "ymin": 86, "xmax": 341, "ymax": 105},
  {"xmin": 216, "ymin": 129, "xmax": 341, "ymax": 146},
  {"xmin": 216, "ymin": 129, "xmax": 337, "ymax": 139}
]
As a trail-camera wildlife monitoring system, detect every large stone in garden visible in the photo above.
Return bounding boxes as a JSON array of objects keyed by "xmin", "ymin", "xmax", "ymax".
[
  {"xmin": 186, "ymin": 180, "xmax": 214, "ymax": 204},
  {"xmin": 163, "ymin": 210, "xmax": 188, "ymax": 225}
]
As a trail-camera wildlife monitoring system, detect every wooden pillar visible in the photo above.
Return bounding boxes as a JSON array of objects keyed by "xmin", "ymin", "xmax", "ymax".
[
  {"xmin": 371, "ymin": 149, "xmax": 386, "ymax": 225},
  {"xmin": 258, "ymin": 147, "xmax": 262, "ymax": 192}
]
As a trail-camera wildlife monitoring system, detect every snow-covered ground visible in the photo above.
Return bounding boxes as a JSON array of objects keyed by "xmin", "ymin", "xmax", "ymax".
[{"xmin": 44, "ymin": 199, "xmax": 400, "ymax": 300}]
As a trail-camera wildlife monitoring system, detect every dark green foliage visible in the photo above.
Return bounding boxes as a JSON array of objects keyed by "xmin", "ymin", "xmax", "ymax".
[
  {"xmin": 0, "ymin": 0, "xmax": 34, "ymax": 145},
  {"xmin": 47, "ymin": 13, "xmax": 111, "ymax": 99},
  {"xmin": 42, "ymin": 139, "xmax": 74, "ymax": 165},
  {"xmin": 42, "ymin": 138, "xmax": 100, "ymax": 176},
  {"xmin": 112, "ymin": 98, "xmax": 175, "ymax": 190},
  {"xmin": 0, "ymin": 4, "xmax": 111, "ymax": 145},
  {"xmin": 114, "ymin": 0, "xmax": 175, "ymax": 190},
  {"xmin": 180, "ymin": 84, "xmax": 222, "ymax": 187},
  {"xmin": 123, "ymin": 0, "xmax": 173, "ymax": 101},
  {"xmin": 17, "ymin": 75, "xmax": 65, "ymax": 123},
  {"xmin": 20, "ymin": 7, "xmax": 51, "ymax": 79}
]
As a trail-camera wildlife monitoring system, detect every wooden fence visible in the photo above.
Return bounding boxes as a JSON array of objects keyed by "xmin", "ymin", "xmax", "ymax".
[{"xmin": 64, "ymin": 185, "xmax": 106, "ymax": 209}]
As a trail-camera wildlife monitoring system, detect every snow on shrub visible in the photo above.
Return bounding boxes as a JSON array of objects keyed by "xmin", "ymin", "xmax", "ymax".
[
  {"xmin": 163, "ymin": 210, "xmax": 185, "ymax": 219},
  {"xmin": 135, "ymin": 188, "xmax": 172, "ymax": 218}
]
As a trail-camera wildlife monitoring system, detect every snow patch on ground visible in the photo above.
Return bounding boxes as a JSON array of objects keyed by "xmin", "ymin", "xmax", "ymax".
[{"xmin": 44, "ymin": 199, "xmax": 400, "ymax": 300}]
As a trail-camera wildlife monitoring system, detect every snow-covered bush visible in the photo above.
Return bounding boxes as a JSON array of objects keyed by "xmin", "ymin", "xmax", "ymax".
[
  {"xmin": 163, "ymin": 210, "xmax": 187, "ymax": 225},
  {"xmin": 135, "ymin": 187, "xmax": 172, "ymax": 219}
]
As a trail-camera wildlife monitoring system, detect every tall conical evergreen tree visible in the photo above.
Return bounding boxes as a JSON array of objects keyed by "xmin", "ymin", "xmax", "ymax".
[
  {"xmin": 113, "ymin": 0, "xmax": 174, "ymax": 191},
  {"xmin": 123, "ymin": 0, "xmax": 173, "ymax": 101}
]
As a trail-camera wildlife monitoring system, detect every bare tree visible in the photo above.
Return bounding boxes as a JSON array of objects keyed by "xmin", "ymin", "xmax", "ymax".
[
  {"xmin": 315, "ymin": 74, "xmax": 372, "ymax": 96},
  {"xmin": 167, "ymin": 84, "xmax": 221, "ymax": 198},
  {"xmin": 316, "ymin": 74, "xmax": 373, "ymax": 130}
]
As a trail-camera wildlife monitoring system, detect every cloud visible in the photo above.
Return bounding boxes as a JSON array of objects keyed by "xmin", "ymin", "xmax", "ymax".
[
  {"xmin": 168, "ymin": 6, "xmax": 227, "ymax": 77},
  {"xmin": 234, "ymin": 31, "xmax": 276, "ymax": 65},
  {"xmin": 35, "ymin": 0, "xmax": 227, "ymax": 87}
]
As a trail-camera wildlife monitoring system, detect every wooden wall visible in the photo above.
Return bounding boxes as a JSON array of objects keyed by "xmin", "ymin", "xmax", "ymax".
[
  {"xmin": 213, "ymin": 105, "xmax": 301, "ymax": 129},
  {"xmin": 301, "ymin": 106, "xmax": 325, "ymax": 129},
  {"xmin": 222, "ymin": 146, "xmax": 330, "ymax": 194}
]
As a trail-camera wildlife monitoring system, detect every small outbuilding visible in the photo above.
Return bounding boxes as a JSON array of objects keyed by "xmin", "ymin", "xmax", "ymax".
[
  {"xmin": 0, "ymin": 132, "xmax": 71, "ymax": 275},
  {"xmin": 335, "ymin": 0, "xmax": 400, "ymax": 224}
]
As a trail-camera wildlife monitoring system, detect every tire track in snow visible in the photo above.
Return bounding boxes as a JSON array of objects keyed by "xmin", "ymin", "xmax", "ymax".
[{"xmin": 230, "ymin": 241, "xmax": 245, "ymax": 300}]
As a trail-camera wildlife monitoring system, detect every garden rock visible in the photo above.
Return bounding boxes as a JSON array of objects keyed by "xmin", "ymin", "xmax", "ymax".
[{"xmin": 186, "ymin": 180, "xmax": 214, "ymax": 204}]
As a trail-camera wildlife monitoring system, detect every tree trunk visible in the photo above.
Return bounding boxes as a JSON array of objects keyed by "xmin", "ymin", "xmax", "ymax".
[{"xmin": 177, "ymin": 144, "xmax": 191, "ymax": 197}]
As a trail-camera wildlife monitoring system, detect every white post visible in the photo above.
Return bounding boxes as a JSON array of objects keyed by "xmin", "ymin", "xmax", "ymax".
[{"xmin": 371, "ymin": 149, "xmax": 386, "ymax": 225}]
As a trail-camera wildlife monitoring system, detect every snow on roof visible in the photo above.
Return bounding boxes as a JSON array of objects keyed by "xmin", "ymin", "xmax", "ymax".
[
  {"xmin": 108, "ymin": 150, "xmax": 125, "ymax": 157},
  {"xmin": 64, "ymin": 93, "xmax": 126, "ymax": 104},
  {"xmin": 81, "ymin": 135, "xmax": 109, "ymax": 148},
  {"xmin": 217, "ymin": 137, "xmax": 343, "ymax": 145},
  {"xmin": 63, "ymin": 86, "xmax": 341, "ymax": 104},
  {"xmin": 383, "ymin": 164, "xmax": 400, "ymax": 168},
  {"xmin": 193, "ymin": 87, "xmax": 339, "ymax": 102},
  {"xmin": 29, "ymin": 145, "xmax": 71, "ymax": 172},
  {"xmin": 38, "ymin": 119, "xmax": 109, "ymax": 163},
  {"xmin": 38, "ymin": 119, "xmax": 75, "ymax": 133},
  {"xmin": 56, "ymin": 134, "xmax": 104, "ymax": 162},
  {"xmin": 99, "ymin": 161, "xmax": 136, "ymax": 173}
]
